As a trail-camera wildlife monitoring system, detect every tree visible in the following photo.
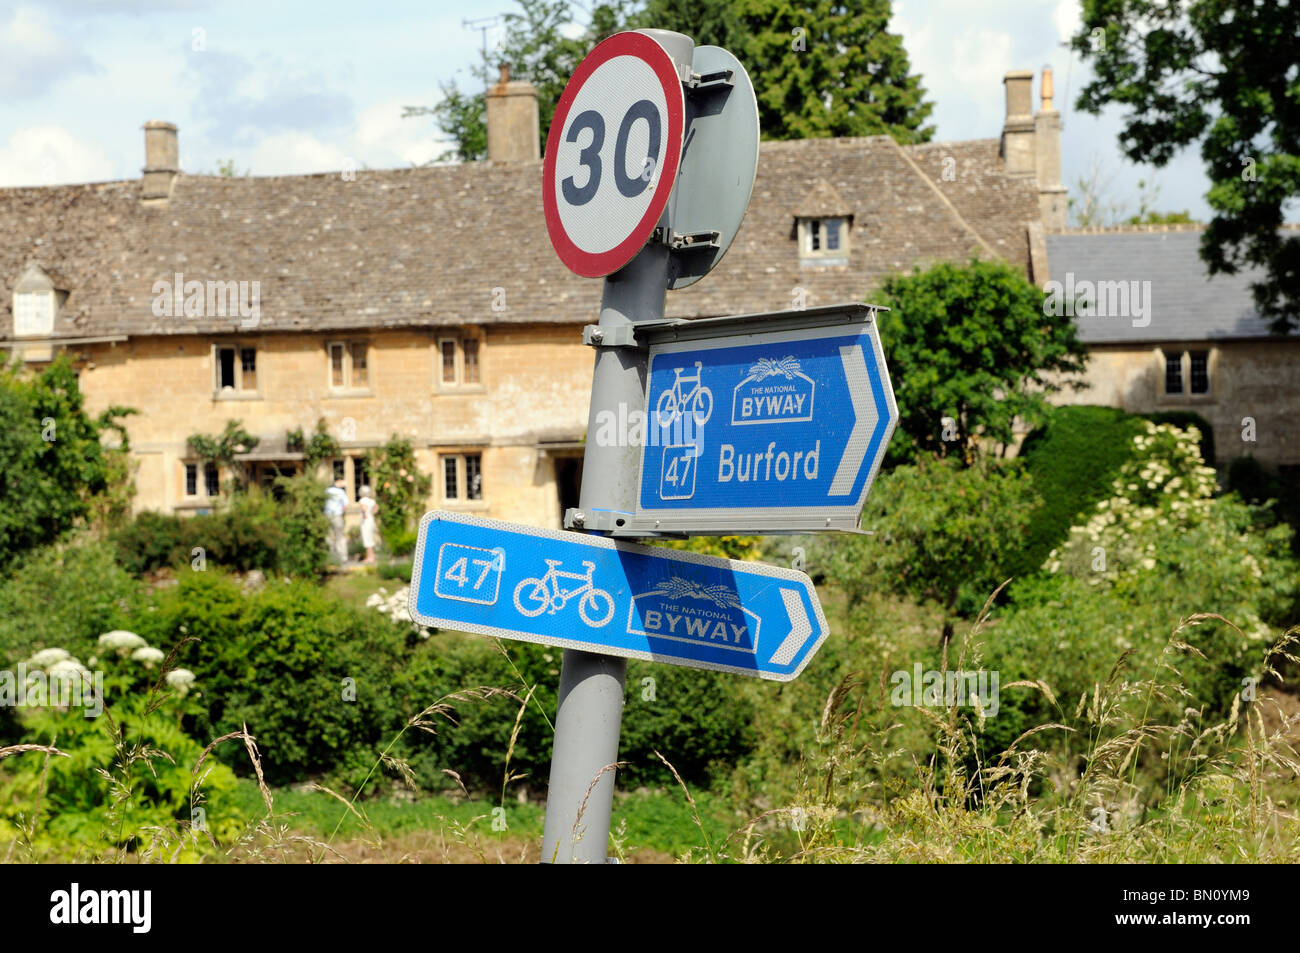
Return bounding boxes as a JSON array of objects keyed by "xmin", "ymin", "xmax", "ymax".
[
  {"xmin": 1071, "ymin": 0, "xmax": 1300, "ymax": 332},
  {"xmin": 822, "ymin": 456, "xmax": 1041, "ymax": 644},
  {"xmin": 640, "ymin": 0, "xmax": 935, "ymax": 142},
  {"xmin": 415, "ymin": 0, "xmax": 934, "ymax": 160},
  {"xmin": 405, "ymin": 0, "xmax": 640, "ymax": 162},
  {"xmin": 0, "ymin": 356, "xmax": 124, "ymax": 564},
  {"xmin": 876, "ymin": 259, "xmax": 1089, "ymax": 465}
]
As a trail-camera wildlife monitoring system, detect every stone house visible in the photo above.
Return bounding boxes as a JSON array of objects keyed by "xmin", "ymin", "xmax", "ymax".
[
  {"xmin": 0, "ymin": 69, "xmax": 1066, "ymax": 530},
  {"xmin": 1044, "ymin": 225, "xmax": 1300, "ymax": 471}
]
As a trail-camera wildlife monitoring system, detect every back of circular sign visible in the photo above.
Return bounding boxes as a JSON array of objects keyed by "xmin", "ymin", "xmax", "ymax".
[{"xmin": 666, "ymin": 45, "xmax": 760, "ymax": 290}]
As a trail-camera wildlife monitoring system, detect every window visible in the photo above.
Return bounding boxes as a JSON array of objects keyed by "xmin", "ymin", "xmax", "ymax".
[
  {"xmin": 463, "ymin": 339, "xmax": 479, "ymax": 384},
  {"xmin": 438, "ymin": 336, "xmax": 484, "ymax": 388},
  {"xmin": 327, "ymin": 340, "xmax": 370, "ymax": 391},
  {"xmin": 185, "ymin": 462, "xmax": 221, "ymax": 498},
  {"xmin": 1189, "ymin": 351, "xmax": 1209, "ymax": 395},
  {"xmin": 14, "ymin": 291, "xmax": 55, "ymax": 337},
  {"xmin": 1161, "ymin": 349, "xmax": 1214, "ymax": 400},
  {"xmin": 215, "ymin": 343, "xmax": 258, "ymax": 394},
  {"xmin": 465, "ymin": 453, "xmax": 482, "ymax": 500},
  {"xmin": 441, "ymin": 453, "xmax": 484, "ymax": 502},
  {"xmin": 352, "ymin": 456, "xmax": 369, "ymax": 501},
  {"xmin": 441, "ymin": 340, "xmax": 458, "ymax": 384},
  {"xmin": 204, "ymin": 462, "xmax": 220, "ymax": 496},
  {"xmin": 1164, "ymin": 353, "xmax": 1183, "ymax": 395},
  {"xmin": 798, "ymin": 217, "xmax": 849, "ymax": 262},
  {"xmin": 185, "ymin": 463, "xmax": 198, "ymax": 497},
  {"xmin": 443, "ymin": 456, "xmax": 459, "ymax": 499},
  {"xmin": 332, "ymin": 459, "xmax": 346, "ymax": 483}
]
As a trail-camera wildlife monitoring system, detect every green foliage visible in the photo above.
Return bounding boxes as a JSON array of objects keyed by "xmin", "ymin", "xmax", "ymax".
[
  {"xmin": 731, "ymin": 0, "xmax": 933, "ymax": 143},
  {"xmin": 1140, "ymin": 409, "xmax": 1215, "ymax": 467},
  {"xmin": 112, "ymin": 482, "xmax": 330, "ymax": 578},
  {"xmin": 418, "ymin": 0, "xmax": 934, "ymax": 160},
  {"xmin": 877, "ymin": 259, "xmax": 1088, "ymax": 465},
  {"xmin": 186, "ymin": 419, "xmax": 258, "ymax": 490},
  {"xmin": 366, "ymin": 436, "xmax": 432, "ymax": 534},
  {"xmin": 0, "ymin": 539, "xmax": 141, "ymax": 671},
  {"xmin": 133, "ymin": 571, "xmax": 414, "ymax": 788},
  {"xmin": 658, "ymin": 534, "xmax": 764, "ymax": 562},
  {"xmin": 1071, "ymin": 0, "xmax": 1300, "ymax": 332},
  {"xmin": 383, "ymin": 526, "xmax": 419, "ymax": 558},
  {"xmin": 822, "ymin": 457, "xmax": 1041, "ymax": 641},
  {"xmin": 1226, "ymin": 455, "xmax": 1300, "ymax": 556},
  {"xmin": 0, "ymin": 356, "xmax": 119, "ymax": 565},
  {"xmin": 286, "ymin": 418, "xmax": 340, "ymax": 474},
  {"xmin": 1, "ymin": 635, "xmax": 243, "ymax": 854},
  {"xmin": 270, "ymin": 475, "xmax": 331, "ymax": 577},
  {"xmin": 1014, "ymin": 405, "xmax": 1146, "ymax": 577}
]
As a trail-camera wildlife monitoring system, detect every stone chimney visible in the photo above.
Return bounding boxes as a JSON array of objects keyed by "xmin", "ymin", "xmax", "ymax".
[
  {"xmin": 141, "ymin": 120, "xmax": 179, "ymax": 203},
  {"xmin": 1000, "ymin": 71, "xmax": 1036, "ymax": 177},
  {"xmin": 1034, "ymin": 67, "xmax": 1068, "ymax": 230},
  {"xmin": 485, "ymin": 65, "xmax": 540, "ymax": 163}
]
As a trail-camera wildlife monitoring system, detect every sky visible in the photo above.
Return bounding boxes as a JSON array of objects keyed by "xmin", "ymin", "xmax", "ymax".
[{"xmin": 0, "ymin": 0, "xmax": 1215, "ymax": 221}]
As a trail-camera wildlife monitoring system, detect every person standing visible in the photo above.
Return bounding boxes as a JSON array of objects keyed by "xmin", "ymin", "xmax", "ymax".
[
  {"xmin": 324, "ymin": 477, "xmax": 349, "ymax": 565},
  {"xmin": 358, "ymin": 485, "xmax": 379, "ymax": 564}
]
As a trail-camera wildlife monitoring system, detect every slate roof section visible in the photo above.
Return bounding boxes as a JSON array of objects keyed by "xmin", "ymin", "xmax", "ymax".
[
  {"xmin": 0, "ymin": 135, "xmax": 1041, "ymax": 341},
  {"xmin": 1045, "ymin": 229, "xmax": 1293, "ymax": 344}
]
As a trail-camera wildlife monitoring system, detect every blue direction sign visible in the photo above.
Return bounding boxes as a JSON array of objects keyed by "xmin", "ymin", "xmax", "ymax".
[
  {"xmin": 628, "ymin": 304, "xmax": 897, "ymax": 534},
  {"xmin": 408, "ymin": 511, "xmax": 828, "ymax": 681}
]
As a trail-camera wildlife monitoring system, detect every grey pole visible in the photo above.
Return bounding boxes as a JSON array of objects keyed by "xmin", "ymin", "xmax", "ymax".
[{"xmin": 541, "ymin": 29, "xmax": 694, "ymax": 865}]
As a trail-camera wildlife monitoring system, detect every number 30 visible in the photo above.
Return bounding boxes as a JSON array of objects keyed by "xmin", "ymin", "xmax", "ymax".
[{"xmin": 562, "ymin": 99, "xmax": 661, "ymax": 206}]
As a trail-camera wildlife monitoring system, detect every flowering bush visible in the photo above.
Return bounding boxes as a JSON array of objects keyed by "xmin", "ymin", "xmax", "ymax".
[
  {"xmin": 366, "ymin": 437, "xmax": 432, "ymax": 535},
  {"xmin": 366, "ymin": 585, "xmax": 430, "ymax": 638}
]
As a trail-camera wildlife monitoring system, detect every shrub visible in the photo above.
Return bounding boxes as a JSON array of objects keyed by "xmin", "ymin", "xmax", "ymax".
[
  {"xmin": 0, "ymin": 356, "xmax": 123, "ymax": 565},
  {"xmin": 132, "ymin": 571, "xmax": 413, "ymax": 787},
  {"xmin": 1141, "ymin": 409, "xmax": 1215, "ymax": 465},
  {"xmin": 1014, "ymin": 404, "xmax": 1146, "ymax": 578},
  {"xmin": 821, "ymin": 456, "xmax": 1041, "ymax": 642},
  {"xmin": 0, "ymin": 539, "xmax": 141, "ymax": 668},
  {"xmin": 367, "ymin": 437, "xmax": 432, "ymax": 534},
  {"xmin": 272, "ymin": 475, "xmax": 331, "ymax": 576}
]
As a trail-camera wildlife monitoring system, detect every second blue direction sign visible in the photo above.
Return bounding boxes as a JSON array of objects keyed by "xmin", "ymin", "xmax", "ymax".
[
  {"xmin": 408, "ymin": 511, "xmax": 828, "ymax": 681},
  {"xmin": 627, "ymin": 303, "xmax": 898, "ymax": 534}
]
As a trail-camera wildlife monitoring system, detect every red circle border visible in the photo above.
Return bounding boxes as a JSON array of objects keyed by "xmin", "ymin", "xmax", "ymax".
[{"xmin": 542, "ymin": 31, "xmax": 685, "ymax": 278}]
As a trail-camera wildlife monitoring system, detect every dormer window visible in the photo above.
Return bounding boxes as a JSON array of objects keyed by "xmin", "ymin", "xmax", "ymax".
[
  {"xmin": 12, "ymin": 263, "xmax": 61, "ymax": 338},
  {"xmin": 798, "ymin": 217, "xmax": 849, "ymax": 263}
]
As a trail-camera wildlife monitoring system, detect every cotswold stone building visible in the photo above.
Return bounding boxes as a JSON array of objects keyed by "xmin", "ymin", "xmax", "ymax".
[
  {"xmin": 1, "ymin": 69, "xmax": 1067, "ymax": 528},
  {"xmin": 1044, "ymin": 225, "xmax": 1300, "ymax": 470}
]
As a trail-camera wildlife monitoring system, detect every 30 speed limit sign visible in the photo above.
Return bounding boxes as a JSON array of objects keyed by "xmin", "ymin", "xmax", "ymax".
[{"xmin": 543, "ymin": 31, "xmax": 685, "ymax": 278}]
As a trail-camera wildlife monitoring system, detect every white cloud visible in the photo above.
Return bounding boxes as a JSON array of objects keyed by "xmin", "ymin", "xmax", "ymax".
[
  {"xmin": 0, "ymin": 6, "xmax": 101, "ymax": 98},
  {"xmin": 1054, "ymin": 0, "xmax": 1082, "ymax": 44},
  {"xmin": 356, "ymin": 100, "xmax": 445, "ymax": 168},
  {"xmin": 244, "ymin": 131, "xmax": 351, "ymax": 176},
  {"xmin": 951, "ymin": 29, "xmax": 1015, "ymax": 91},
  {"xmin": 0, "ymin": 125, "xmax": 115, "ymax": 186}
]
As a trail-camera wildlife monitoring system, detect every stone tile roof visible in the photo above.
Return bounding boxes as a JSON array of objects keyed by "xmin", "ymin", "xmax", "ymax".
[
  {"xmin": 1045, "ymin": 228, "xmax": 1293, "ymax": 343},
  {"xmin": 0, "ymin": 135, "xmax": 1040, "ymax": 341}
]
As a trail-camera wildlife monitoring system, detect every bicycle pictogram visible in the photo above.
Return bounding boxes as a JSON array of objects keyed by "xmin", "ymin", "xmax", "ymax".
[
  {"xmin": 513, "ymin": 559, "xmax": 616, "ymax": 627},
  {"xmin": 655, "ymin": 361, "xmax": 714, "ymax": 428}
]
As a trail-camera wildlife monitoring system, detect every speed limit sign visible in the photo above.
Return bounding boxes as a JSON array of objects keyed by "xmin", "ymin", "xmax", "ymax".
[{"xmin": 543, "ymin": 31, "xmax": 686, "ymax": 278}]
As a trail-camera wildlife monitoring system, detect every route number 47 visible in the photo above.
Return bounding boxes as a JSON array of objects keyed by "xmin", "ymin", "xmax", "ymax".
[
  {"xmin": 435, "ymin": 543, "xmax": 504, "ymax": 606},
  {"xmin": 660, "ymin": 445, "xmax": 698, "ymax": 501}
]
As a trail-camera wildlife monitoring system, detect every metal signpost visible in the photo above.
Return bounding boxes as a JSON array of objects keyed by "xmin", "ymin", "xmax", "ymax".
[{"xmin": 409, "ymin": 28, "xmax": 897, "ymax": 864}]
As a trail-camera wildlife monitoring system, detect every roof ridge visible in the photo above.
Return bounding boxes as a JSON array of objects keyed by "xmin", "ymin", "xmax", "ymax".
[{"xmin": 886, "ymin": 136, "xmax": 998, "ymax": 259}]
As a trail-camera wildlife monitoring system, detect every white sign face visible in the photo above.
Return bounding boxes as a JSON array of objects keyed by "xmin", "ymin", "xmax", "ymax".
[{"xmin": 543, "ymin": 31, "xmax": 685, "ymax": 278}]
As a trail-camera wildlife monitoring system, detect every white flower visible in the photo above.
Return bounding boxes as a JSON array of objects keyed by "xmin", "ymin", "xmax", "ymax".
[
  {"xmin": 132, "ymin": 646, "xmax": 166, "ymax": 665},
  {"xmin": 99, "ymin": 630, "xmax": 146, "ymax": 651},
  {"xmin": 27, "ymin": 647, "xmax": 70, "ymax": 668},
  {"xmin": 166, "ymin": 669, "xmax": 197, "ymax": 695},
  {"xmin": 47, "ymin": 658, "xmax": 92, "ymax": 686}
]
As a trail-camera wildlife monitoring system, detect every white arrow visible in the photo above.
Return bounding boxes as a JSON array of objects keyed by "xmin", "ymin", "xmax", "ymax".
[
  {"xmin": 828, "ymin": 344, "xmax": 877, "ymax": 496},
  {"xmin": 770, "ymin": 587, "xmax": 813, "ymax": 666}
]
